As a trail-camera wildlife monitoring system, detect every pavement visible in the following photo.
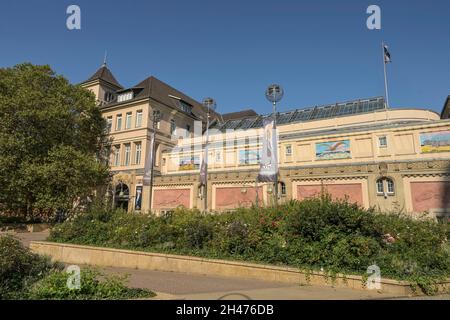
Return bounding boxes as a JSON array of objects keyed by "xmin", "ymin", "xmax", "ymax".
[
  {"xmin": 4, "ymin": 230, "xmax": 450, "ymax": 300},
  {"xmin": 100, "ymin": 266, "xmax": 396, "ymax": 300}
]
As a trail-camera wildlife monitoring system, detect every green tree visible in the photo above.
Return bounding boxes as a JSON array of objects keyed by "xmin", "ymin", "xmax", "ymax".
[{"xmin": 0, "ymin": 63, "xmax": 110, "ymax": 220}]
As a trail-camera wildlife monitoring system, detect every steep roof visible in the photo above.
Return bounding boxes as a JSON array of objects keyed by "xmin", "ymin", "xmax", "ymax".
[
  {"xmin": 441, "ymin": 95, "xmax": 450, "ymax": 119},
  {"xmin": 110, "ymin": 76, "xmax": 220, "ymax": 122},
  {"xmin": 222, "ymin": 109, "xmax": 259, "ymax": 121},
  {"xmin": 83, "ymin": 64, "xmax": 123, "ymax": 89}
]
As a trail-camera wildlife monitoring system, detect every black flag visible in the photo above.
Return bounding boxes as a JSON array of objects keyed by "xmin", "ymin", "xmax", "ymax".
[{"xmin": 384, "ymin": 44, "xmax": 392, "ymax": 63}]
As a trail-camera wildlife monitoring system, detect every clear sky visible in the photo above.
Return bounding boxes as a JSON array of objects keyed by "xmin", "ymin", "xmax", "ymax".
[{"xmin": 1, "ymin": 0, "xmax": 449, "ymax": 115}]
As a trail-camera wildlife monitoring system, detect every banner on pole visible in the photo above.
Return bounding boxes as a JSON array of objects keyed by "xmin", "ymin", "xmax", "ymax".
[
  {"xmin": 199, "ymin": 132, "xmax": 209, "ymax": 186},
  {"xmin": 143, "ymin": 133, "xmax": 155, "ymax": 186},
  {"xmin": 258, "ymin": 118, "xmax": 278, "ymax": 182}
]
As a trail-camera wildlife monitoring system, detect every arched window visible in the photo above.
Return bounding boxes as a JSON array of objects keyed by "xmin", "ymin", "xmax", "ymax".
[
  {"xmin": 386, "ymin": 179, "xmax": 395, "ymax": 195},
  {"xmin": 376, "ymin": 178, "xmax": 395, "ymax": 196},
  {"xmin": 376, "ymin": 179, "xmax": 384, "ymax": 195}
]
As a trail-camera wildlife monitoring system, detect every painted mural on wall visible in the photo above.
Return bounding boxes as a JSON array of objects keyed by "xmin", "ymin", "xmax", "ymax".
[
  {"xmin": 316, "ymin": 140, "xmax": 351, "ymax": 160},
  {"xmin": 179, "ymin": 155, "xmax": 200, "ymax": 171},
  {"xmin": 215, "ymin": 187, "xmax": 263, "ymax": 210},
  {"xmin": 420, "ymin": 131, "xmax": 450, "ymax": 154},
  {"xmin": 239, "ymin": 149, "xmax": 261, "ymax": 165},
  {"xmin": 153, "ymin": 189, "xmax": 191, "ymax": 209},
  {"xmin": 410, "ymin": 181, "xmax": 450, "ymax": 213}
]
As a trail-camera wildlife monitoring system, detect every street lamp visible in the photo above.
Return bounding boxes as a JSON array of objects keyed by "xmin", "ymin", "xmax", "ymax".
[
  {"xmin": 148, "ymin": 110, "xmax": 161, "ymax": 211},
  {"xmin": 265, "ymin": 84, "xmax": 283, "ymax": 204},
  {"xmin": 201, "ymin": 97, "xmax": 216, "ymax": 212}
]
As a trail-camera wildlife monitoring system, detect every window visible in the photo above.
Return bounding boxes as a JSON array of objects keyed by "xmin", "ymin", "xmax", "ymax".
[
  {"xmin": 376, "ymin": 178, "xmax": 395, "ymax": 196},
  {"xmin": 136, "ymin": 110, "xmax": 143, "ymax": 128},
  {"xmin": 376, "ymin": 179, "xmax": 384, "ymax": 194},
  {"xmin": 280, "ymin": 182, "xmax": 287, "ymax": 196},
  {"xmin": 125, "ymin": 112, "xmax": 132, "ymax": 129},
  {"xmin": 124, "ymin": 144, "xmax": 131, "ymax": 166},
  {"xmin": 215, "ymin": 151, "xmax": 222, "ymax": 162},
  {"xmin": 114, "ymin": 145, "xmax": 121, "ymax": 166},
  {"xmin": 170, "ymin": 119, "xmax": 176, "ymax": 136},
  {"xmin": 116, "ymin": 114, "xmax": 122, "ymax": 131},
  {"xmin": 104, "ymin": 145, "xmax": 111, "ymax": 166},
  {"xmin": 179, "ymin": 100, "xmax": 191, "ymax": 113},
  {"xmin": 387, "ymin": 179, "xmax": 395, "ymax": 195},
  {"xmin": 106, "ymin": 116, "xmax": 113, "ymax": 133},
  {"xmin": 117, "ymin": 91, "xmax": 133, "ymax": 103},
  {"xmin": 379, "ymin": 136, "xmax": 388, "ymax": 148},
  {"xmin": 154, "ymin": 111, "xmax": 162, "ymax": 129},
  {"xmin": 285, "ymin": 145, "xmax": 292, "ymax": 156},
  {"xmin": 135, "ymin": 142, "xmax": 142, "ymax": 165},
  {"xmin": 104, "ymin": 92, "xmax": 115, "ymax": 102}
]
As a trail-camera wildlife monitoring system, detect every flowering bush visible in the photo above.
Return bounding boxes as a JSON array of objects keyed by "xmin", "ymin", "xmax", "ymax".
[{"xmin": 49, "ymin": 196, "xmax": 450, "ymax": 294}]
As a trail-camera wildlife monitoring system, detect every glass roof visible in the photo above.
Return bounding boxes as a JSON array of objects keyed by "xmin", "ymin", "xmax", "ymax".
[{"xmin": 212, "ymin": 97, "xmax": 386, "ymax": 131}]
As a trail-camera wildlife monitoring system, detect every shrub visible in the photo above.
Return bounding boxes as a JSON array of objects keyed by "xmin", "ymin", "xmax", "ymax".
[
  {"xmin": 28, "ymin": 268, "xmax": 154, "ymax": 300},
  {"xmin": 0, "ymin": 235, "xmax": 62, "ymax": 299},
  {"xmin": 49, "ymin": 196, "xmax": 450, "ymax": 294}
]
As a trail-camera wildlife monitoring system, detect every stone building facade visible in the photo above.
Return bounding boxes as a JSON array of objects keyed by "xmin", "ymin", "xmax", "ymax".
[{"xmin": 81, "ymin": 64, "xmax": 450, "ymax": 218}]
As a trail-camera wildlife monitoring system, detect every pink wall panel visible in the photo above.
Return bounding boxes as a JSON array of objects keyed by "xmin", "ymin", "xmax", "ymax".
[
  {"xmin": 215, "ymin": 187, "xmax": 262, "ymax": 210},
  {"xmin": 153, "ymin": 189, "xmax": 191, "ymax": 209},
  {"xmin": 411, "ymin": 181, "xmax": 450, "ymax": 212},
  {"xmin": 297, "ymin": 184, "xmax": 363, "ymax": 206}
]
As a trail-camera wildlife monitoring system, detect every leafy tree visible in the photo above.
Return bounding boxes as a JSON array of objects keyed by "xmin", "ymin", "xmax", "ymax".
[{"xmin": 0, "ymin": 63, "xmax": 110, "ymax": 220}]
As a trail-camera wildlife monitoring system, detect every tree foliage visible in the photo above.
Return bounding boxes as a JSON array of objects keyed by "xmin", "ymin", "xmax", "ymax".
[{"xmin": 0, "ymin": 63, "xmax": 110, "ymax": 219}]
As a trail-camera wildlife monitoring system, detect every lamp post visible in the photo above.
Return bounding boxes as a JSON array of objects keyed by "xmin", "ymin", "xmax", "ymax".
[
  {"xmin": 201, "ymin": 97, "xmax": 216, "ymax": 212},
  {"xmin": 148, "ymin": 110, "xmax": 161, "ymax": 211},
  {"xmin": 265, "ymin": 84, "xmax": 284, "ymax": 204}
]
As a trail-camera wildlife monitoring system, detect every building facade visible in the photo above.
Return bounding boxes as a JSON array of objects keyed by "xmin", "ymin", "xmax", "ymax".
[{"xmin": 81, "ymin": 65, "xmax": 450, "ymax": 218}]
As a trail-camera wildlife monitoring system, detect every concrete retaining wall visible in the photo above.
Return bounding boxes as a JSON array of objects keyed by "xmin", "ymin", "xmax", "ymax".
[{"xmin": 30, "ymin": 241, "xmax": 450, "ymax": 296}]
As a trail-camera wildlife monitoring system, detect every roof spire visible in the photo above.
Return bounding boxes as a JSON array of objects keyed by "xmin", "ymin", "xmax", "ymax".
[{"xmin": 102, "ymin": 50, "xmax": 108, "ymax": 67}]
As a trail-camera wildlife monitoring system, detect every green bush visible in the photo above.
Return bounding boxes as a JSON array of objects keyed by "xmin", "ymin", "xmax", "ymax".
[
  {"xmin": 28, "ymin": 268, "xmax": 154, "ymax": 300},
  {"xmin": 0, "ymin": 235, "xmax": 62, "ymax": 299},
  {"xmin": 49, "ymin": 197, "xmax": 450, "ymax": 294}
]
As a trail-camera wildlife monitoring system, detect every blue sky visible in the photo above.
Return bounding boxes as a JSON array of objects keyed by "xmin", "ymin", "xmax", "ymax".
[{"xmin": 0, "ymin": 0, "xmax": 449, "ymax": 115}]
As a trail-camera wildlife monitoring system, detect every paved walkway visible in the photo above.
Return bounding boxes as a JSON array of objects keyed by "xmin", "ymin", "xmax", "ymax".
[
  {"xmin": 5, "ymin": 230, "xmax": 449, "ymax": 300},
  {"xmin": 101, "ymin": 266, "xmax": 395, "ymax": 300}
]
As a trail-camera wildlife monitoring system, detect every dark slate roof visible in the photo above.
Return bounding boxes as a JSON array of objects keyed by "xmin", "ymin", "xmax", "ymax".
[
  {"xmin": 222, "ymin": 109, "xmax": 259, "ymax": 121},
  {"xmin": 211, "ymin": 97, "xmax": 386, "ymax": 131},
  {"xmin": 103, "ymin": 76, "xmax": 220, "ymax": 122},
  {"xmin": 84, "ymin": 64, "xmax": 123, "ymax": 89},
  {"xmin": 441, "ymin": 95, "xmax": 450, "ymax": 119}
]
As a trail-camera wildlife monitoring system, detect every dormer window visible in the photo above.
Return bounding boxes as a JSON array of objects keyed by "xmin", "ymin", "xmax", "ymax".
[
  {"xmin": 117, "ymin": 91, "xmax": 134, "ymax": 103},
  {"xmin": 104, "ymin": 92, "xmax": 115, "ymax": 103},
  {"xmin": 179, "ymin": 101, "xmax": 191, "ymax": 114}
]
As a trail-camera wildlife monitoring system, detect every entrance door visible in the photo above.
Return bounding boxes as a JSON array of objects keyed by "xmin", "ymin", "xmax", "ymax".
[{"xmin": 115, "ymin": 183, "xmax": 130, "ymax": 211}]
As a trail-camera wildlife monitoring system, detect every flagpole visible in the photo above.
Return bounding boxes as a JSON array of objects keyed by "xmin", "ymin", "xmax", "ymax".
[
  {"xmin": 272, "ymin": 101, "xmax": 278, "ymax": 205},
  {"xmin": 382, "ymin": 41, "xmax": 390, "ymax": 110},
  {"xmin": 204, "ymin": 113, "xmax": 209, "ymax": 212},
  {"xmin": 201, "ymin": 98, "xmax": 216, "ymax": 213},
  {"xmin": 147, "ymin": 111, "xmax": 160, "ymax": 212}
]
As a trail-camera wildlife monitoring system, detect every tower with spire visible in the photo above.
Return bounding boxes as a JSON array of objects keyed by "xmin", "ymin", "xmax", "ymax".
[{"xmin": 80, "ymin": 56, "xmax": 123, "ymax": 106}]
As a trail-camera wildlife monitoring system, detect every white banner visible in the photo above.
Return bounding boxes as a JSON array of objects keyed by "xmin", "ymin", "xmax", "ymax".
[
  {"xmin": 199, "ymin": 128, "xmax": 210, "ymax": 186},
  {"xmin": 258, "ymin": 118, "xmax": 278, "ymax": 182},
  {"xmin": 143, "ymin": 133, "xmax": 155, "ymax": 186}
]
